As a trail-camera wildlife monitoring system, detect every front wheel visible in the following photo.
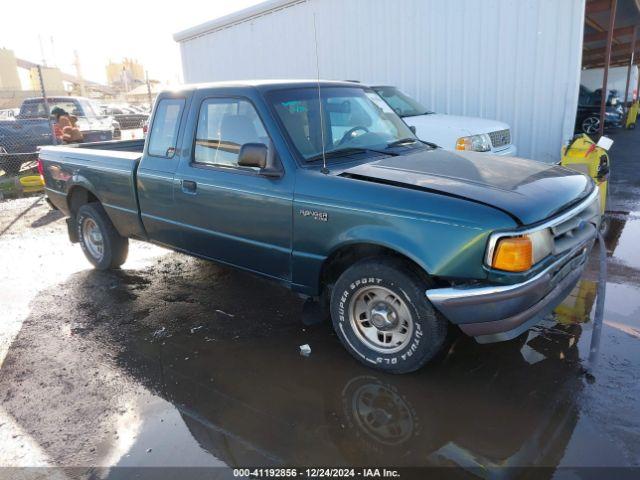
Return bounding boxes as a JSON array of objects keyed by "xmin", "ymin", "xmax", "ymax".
[
  {"xmin": 76, "ymin": 203, "xmax": 128, "ymax": 270},
  {"xmin": 330, "ymin": 258, "xmax": 448, "ymax": 374}
]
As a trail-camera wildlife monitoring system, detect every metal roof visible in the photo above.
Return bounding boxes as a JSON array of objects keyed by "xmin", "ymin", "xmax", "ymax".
[{"xmin": 173, "ymin": 0, "xmax": 302, "ymax": 43}]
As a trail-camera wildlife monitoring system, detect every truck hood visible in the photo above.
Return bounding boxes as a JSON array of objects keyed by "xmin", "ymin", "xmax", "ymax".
[
  {"xmin": 340, "ymin": 149, "xmax": 593, "ymax": 225},
  {"xmin": 403, "ymin": 113, "xmax": 509, "ymax": 137}
]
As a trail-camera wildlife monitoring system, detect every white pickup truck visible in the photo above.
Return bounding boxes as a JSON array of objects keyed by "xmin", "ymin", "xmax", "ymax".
[{"xmin": 372, "ymin": 86, "xmax": 517, "ymax": 156}]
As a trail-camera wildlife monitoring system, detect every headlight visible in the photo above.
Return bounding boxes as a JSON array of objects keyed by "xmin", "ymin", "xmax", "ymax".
[
  {"xmin": 456, "ymin": 133, "xmax": 492, "ymax": 152},
  {"xmin": 487, "ymin": 229, "xmax": 553, "ymax": 272}
]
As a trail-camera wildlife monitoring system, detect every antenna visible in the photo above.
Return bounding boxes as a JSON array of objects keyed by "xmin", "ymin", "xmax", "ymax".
[{"xmin": 312, "ymin": 12, "xmax": 328, "ymax": 174}]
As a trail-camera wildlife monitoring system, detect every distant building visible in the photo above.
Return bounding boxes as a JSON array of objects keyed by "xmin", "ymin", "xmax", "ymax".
[
  {"xmin": 29, "ymin": 66, "xmax": 64, "ymax": 93},
  {"xmin": 0, "ymin": 48, "xmax": 21, "ymax": 90},
  {"xmin": 124, "ymin": 81, "xmax": 165, "ymax": 105},
  {"xmin": 106, "ymin": 58, "xmax": 145, "ymax": 91}
]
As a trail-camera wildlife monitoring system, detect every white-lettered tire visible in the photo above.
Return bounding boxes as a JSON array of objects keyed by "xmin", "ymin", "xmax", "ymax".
[
  {"xmin": 76, "ymin": 203, "xmax": 128, "ymax": 270},
  {"xmin": 330, "ymin": 257, "xmax": 448, "ymax": 373}
]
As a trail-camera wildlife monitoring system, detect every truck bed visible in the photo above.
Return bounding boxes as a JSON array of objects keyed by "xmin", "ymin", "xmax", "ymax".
[{"xmin": 39, "ymin": 139, "xmax": 147, "ymax": 239}]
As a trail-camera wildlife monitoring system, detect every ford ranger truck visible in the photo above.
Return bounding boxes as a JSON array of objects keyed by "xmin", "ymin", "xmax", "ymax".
[{"xmin": 39, "ymin": 80, "xmax": 601, "ymax": 374}]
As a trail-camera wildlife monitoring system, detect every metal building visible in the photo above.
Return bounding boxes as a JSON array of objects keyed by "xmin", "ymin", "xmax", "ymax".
[{"xmin": 174, "ymin": 0, "xmax": 585, "ymax": 163}]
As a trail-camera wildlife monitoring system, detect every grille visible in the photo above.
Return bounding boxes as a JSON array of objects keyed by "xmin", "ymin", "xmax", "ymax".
[
  {"xmin": 551, "ymin": 195, "xmax": 601, "ymax": 255},
  {"xmin": 488, "ymin": 129, "xmax": 511, "ymax": 149}
]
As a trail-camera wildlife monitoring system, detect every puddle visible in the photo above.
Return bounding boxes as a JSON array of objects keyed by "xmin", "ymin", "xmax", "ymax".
[
  {"xmin": 1, "ymin": 200, "xmax": 640, "ymax": 472},
  {"xmin": 607, "ymin": 214, "xmax": 640, "ymax": 271}
]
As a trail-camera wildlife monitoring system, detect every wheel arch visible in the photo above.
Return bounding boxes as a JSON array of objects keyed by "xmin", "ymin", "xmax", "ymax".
[
  {"xmin": 67, "ymin": 183, "xmax": 101, "ymax": 217},
  {"xmin": 318, "ymin": 241, "xmax": 433, "ymax": 299}
]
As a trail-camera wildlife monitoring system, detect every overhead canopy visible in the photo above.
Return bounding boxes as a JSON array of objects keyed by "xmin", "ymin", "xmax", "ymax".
[{"xmin": 583, "ymin": 0, "xmax": 640, "ymax": 69}]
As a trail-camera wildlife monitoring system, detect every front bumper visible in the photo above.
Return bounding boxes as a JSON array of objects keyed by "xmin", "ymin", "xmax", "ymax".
[{"xmin": 425, "ymin": 240, "xmax": 593, "ymax": 343}]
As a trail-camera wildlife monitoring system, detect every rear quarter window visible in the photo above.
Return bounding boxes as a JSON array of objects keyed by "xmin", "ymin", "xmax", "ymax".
[{"xmin": 148, "ymin": 98, "xmax": 185, "ymax": 158}]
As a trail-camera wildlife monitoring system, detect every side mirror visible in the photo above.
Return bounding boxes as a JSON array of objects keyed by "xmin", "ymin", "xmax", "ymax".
[
  {"xmin": 409, "ymin": 125, "xmax": 417, "ymax": 134},
  {"xmin": 238, "ymin": 142, "xmax": 282, "ymax": 177},
  {"xmin": 238, "ymin": 143, "xmax": 267, "ymax": 168}
]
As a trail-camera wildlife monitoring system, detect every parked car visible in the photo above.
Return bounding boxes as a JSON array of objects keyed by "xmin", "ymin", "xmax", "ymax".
[
  {"xmin": 40, "ymin": 80, "xmax": 601, "ymax": 373},
  {"xmin": 0, "ymin": 96, "xmax": 115, "ymax": 175},
  {"xmin": 372, "ymin": 85, "xmax": 517, "ymax": 156},
  {"xmin": 101, "ymin": 105, "xmax": 148, "ymax": 130},
  {"xmin": 575, "ymin": 85, "xmax": 624, "ymax": 135}
]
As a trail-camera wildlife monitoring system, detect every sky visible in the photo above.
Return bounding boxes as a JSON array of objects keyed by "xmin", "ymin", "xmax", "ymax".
[{"xmin": 1, "ymin": 0, "xmax": 263, "ymax": 85}]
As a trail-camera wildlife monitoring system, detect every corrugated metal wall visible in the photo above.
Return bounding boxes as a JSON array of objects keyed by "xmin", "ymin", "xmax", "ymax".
[{"xmin": 178, "ymin": 0, "xmax": 585, "ymax": 163}]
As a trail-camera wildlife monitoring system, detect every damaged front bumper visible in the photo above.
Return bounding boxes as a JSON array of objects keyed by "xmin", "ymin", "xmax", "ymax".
[{"xmin": 425, "ymin": 239, "xmax": 594, "ymax": 343}]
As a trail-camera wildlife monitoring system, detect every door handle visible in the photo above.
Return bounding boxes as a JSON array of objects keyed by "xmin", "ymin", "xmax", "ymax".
[{"xmin": 182, "ymin": 179, "xmax": 197, "ymax": 193}]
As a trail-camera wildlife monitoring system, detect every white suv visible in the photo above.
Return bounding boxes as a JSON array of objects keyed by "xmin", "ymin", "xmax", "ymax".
[{"xmin": 372, "ymin": 86, "xmax": 517, "ymax": 156}]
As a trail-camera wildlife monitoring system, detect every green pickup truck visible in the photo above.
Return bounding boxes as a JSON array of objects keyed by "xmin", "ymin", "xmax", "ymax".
[{"xmin": 40, "ymin": 80, "xmax": 601, "ymax": 373}]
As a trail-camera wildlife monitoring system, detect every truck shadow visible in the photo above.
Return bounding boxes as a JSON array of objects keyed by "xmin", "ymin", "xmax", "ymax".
[
  {"xmin": 29, "ymin": 208, "xmax": 64, "ymax": 228},
  {"xmin": 0, "ymin": 253, "xmax": 592, "ymax": 472}
]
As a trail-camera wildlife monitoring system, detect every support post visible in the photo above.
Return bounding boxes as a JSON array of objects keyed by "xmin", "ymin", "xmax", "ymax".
[
  {"xmin": 623, "ymin": 27, "xmax": 637, "ymax": 112},
  {"xmin": 637, "ymin": 57, "xmax": 640, "ymax": 102},
  {"xmin": 599, "ymin": 0, "xmax": 618, "ymax": 138}
]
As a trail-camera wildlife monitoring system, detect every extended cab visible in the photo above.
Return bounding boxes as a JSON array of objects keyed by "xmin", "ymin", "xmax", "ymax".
[{"xmin": 40, "ymin": 81, "xmax": 601, "ymax": 373}]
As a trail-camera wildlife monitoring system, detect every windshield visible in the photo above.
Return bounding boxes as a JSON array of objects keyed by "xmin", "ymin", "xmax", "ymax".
[
  {"xmin": 372, "ymin": 86, "xmax": 433, "ymax": 117},
  {"xmin": 268, "ymin": 87, "xmax": 417, "ymax": 162},
  {"xmin": 20, "ymin": 99, "xmax": 82, "ymax": 118}
]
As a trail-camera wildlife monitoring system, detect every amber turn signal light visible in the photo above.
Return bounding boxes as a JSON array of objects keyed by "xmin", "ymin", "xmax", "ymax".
[
  {"xmin": 455, "ymin": 138, "xmax": 468, "ymax": 150},
  {"xmin": 492, "ymin": 236, "xmax": 533, "ymax": 272}
]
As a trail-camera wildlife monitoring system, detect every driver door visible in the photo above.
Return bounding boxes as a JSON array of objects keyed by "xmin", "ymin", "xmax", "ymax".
[{"xmin": 173, "ymin": 94, "xmax": 294, "ymax": 281}]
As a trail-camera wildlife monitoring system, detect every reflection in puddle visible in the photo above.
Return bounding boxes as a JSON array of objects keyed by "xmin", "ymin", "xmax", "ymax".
[
  {"xmin": 605, "ymin": 213, "xmax": 640, "ymax": 270},
  {"xmin": 554, "ymin": 279, "xmax": 597, "ymax": 326},
  {"xmin": 2, "ymin": 230, "xmax": 638, "ymax": 473}
]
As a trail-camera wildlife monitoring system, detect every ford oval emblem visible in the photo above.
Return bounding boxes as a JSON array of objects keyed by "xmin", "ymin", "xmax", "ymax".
[{"xmin": 577, "ymin": 219, "xmax": 587, "ymax": 230}]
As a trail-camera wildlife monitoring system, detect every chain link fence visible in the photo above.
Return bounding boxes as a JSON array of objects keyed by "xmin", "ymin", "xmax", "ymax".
[
  {"xmin": 0, "ymin": 66, "xmax": 54, "ymax": 181},
  {"xmin": 1, "ymin": 65, "xmax": 151, "ymax": 197}
]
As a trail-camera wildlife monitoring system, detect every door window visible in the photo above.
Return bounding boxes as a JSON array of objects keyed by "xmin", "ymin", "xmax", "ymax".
[
  {"xmin": 148, "ymin": 98, "xmax": 185, "ymax": 158},
  {"xmin": 194, "ymin": 98, "xmax": 269, "ymax": 168}
]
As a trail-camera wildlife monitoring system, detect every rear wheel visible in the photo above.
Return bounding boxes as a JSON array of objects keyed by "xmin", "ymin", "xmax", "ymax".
[
  {"xmin": 76, "ymin": 203, "xmax": 128, "ymax": 269},
  {"xmin": 330, "ymin": 258, "xmax": 448, "ymax": 374}
]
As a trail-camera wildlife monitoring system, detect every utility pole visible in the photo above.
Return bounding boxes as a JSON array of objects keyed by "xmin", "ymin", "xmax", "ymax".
[
  {"xmin": 50, "ymin": 36, "xmax": 57, "ymax": 67},
  {"xmin": 122, "ymin": 65, "xmax": 129, "ymax": 94},
  {"xmin": 37, "ymin": 65, "xmax": 57, "ymax": 145},
  {"xmin": 145, "ymin": 70, "xmax": 153, "ymax": 108},
  {"xmin": 38, "ymin": 35, "xmax": 47, "ymax": 66},
  {"xmin": 73, "ymin": 50, "xmax": 86, "ymax": 97}
]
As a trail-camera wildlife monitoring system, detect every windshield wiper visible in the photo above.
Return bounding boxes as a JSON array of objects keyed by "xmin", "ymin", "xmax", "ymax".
[
  {"xmin": 420, "ymin": 140, "xmax": 439, "ymax": 149},
  {"xmin": 306, "ymin": 147, "xmax": 398, "ymax": 163},
  {"xmin": 386, "ymin": 138, "xmax": 419, "ymax": 148}
]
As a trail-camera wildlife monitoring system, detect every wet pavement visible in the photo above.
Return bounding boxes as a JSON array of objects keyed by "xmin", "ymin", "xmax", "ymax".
[{"xmin": 1, "ymin": 131, "xmax": 640, "ymax": 478}]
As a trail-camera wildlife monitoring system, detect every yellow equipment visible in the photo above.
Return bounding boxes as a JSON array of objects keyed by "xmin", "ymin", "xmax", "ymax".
[
  {"xmin": 19, "ymin": 175, "xmax": 45, "ymax": 193},
  {"xmin": 626, "ymin": 101, "xmax": 639, "ymax": 129},
  {"xmin": 560, "ymin": 134, "xmax": 609, "ymax": 221}
]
